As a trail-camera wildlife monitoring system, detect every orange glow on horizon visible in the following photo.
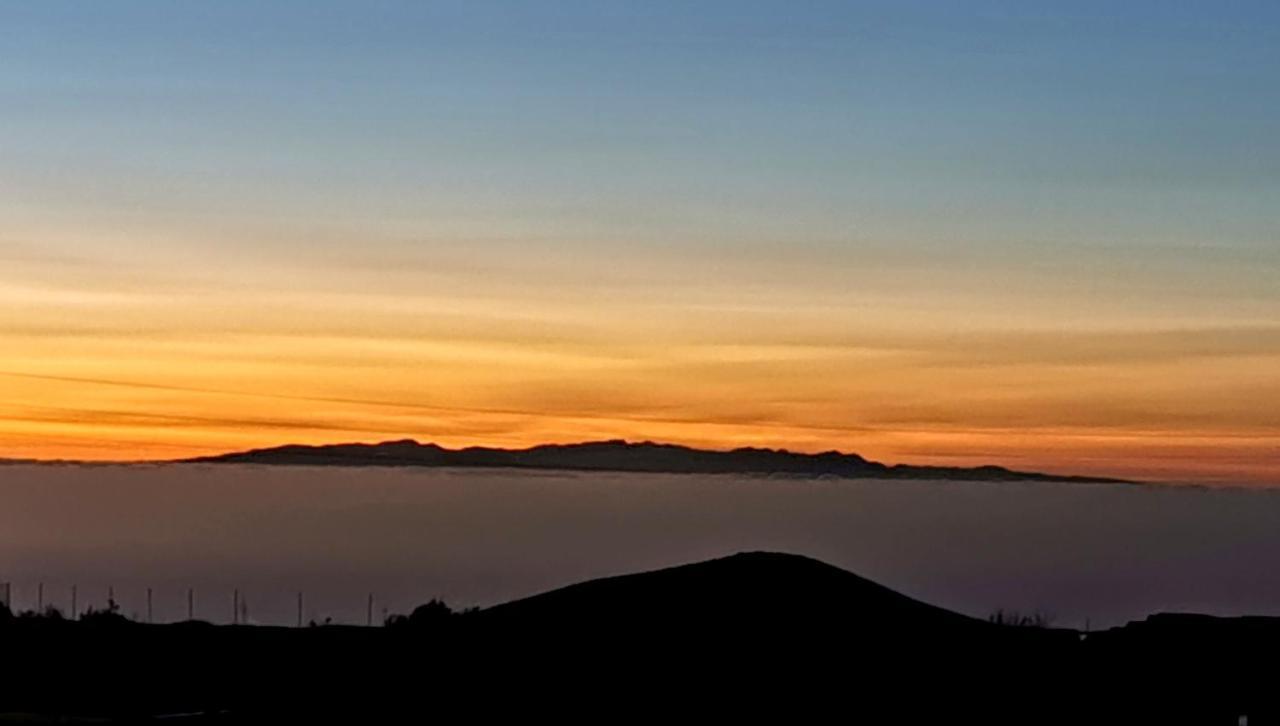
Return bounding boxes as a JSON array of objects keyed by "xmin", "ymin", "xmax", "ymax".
[
  {"xmin": 0, "ymin": 364, "xmax": 1274, "ymax": 485},
  {"xmin": 2, "ymin": 258, "xmax": 1276, "ymax": 486}
]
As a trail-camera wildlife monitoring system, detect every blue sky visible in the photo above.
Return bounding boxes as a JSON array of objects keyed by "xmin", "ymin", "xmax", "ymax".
[{"xmin": 5, "ymin": 0, "xmax": 1277, "ymax": 254}]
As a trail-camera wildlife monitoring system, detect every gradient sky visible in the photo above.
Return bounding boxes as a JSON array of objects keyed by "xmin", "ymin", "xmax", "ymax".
[{"xmin": 1, "ymin": 1, "xmax": 1277, "ymax": 483}]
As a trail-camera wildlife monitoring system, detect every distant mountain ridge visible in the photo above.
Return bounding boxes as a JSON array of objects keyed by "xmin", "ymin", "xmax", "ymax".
[{"xmin": 183, "ymin": 438, "xmax": 1126, "ymax": 483}]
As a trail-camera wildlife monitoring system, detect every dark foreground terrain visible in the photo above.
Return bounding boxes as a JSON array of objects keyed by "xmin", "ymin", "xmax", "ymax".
[{"xmin": 1, "ymin": 552, "xmax": 1275, "ymax": 724}]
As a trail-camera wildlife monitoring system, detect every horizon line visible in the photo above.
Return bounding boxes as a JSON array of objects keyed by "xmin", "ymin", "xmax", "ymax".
[{"xmin": 2, "ymin": 436, "xmax": 1140, "ymax": 484}]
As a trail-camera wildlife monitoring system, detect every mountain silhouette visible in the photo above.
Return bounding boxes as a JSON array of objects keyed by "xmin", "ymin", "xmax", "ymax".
[
  {"xmin": 184, "ymin": 438, "xmax": 1126, "ymax": 483},
  {"xmin": 480, "ymin": 551, "xmax": 986, "ymax": 632}
]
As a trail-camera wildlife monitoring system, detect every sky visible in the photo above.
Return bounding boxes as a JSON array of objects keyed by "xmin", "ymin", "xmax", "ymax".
[{"xmin": 0, "ymin": 1, "xmax": 1277, "ymax": 483}]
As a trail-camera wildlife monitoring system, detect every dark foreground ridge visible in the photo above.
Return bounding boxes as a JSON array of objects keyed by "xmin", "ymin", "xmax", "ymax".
[
  {"xmin": 478, "ymin": 550, "xmax": 987, "ymax": 630},
  {"xmin": 1, "ymin": 552, "xmax": 1275, "ymax": 724},
  {"xmin": 182, "ymin": 438, "xmax": 1127, "ymax": 483}
]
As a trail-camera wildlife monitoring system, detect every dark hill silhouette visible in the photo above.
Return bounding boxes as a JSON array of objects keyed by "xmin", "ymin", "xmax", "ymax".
[
  {"xmin": 183, "ymin": 438, "xmax": 1127, "ymax": 483},
  {"xmin": 480, "ymin": 551, "xmax": 987, "ymax": 633}
]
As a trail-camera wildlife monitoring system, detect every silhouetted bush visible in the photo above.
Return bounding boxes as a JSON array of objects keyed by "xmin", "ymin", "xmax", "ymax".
[
  {"xmin": 988, "ymin": 609, "xmax": 1054, "ymax": 628},
  {"xmin": 384, "ymin": 599, "xmax": 461, "ymax": 628},
  {"xmin": 80, "ymin": 599, "xmax": 131, "ymax": 626},
  {"xmin": 384, "ymin": 613, "xmax": 411, "ymax": 628},
  {"xmin": 18, "ymin": 606, "xmax": 65, "ymax": 621},
  {"xmin": 409, "ymin": 599, "xmax": 454, "ymax": 626}
]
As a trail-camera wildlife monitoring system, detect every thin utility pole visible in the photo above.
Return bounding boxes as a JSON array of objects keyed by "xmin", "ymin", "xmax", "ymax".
[
  {"xmin": 233, "ymin": 589, "xmax": 239, "ymax": 625},
  {"xmin": 147, "ymin": 588, "xmax": 153, "ymax": 624}
]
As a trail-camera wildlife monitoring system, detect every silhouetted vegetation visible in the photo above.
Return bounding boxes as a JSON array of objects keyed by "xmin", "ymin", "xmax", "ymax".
[
  {"xmin": 0, "ymin": 601, "xmax": 134, "ymax": 626},
  {"xmin": 988, "ymin": 609, "xmax": 1055, "ymax": 628},
  {"xmin": 80, "ymin": 598, "xmax": 130, "ymax": 626},
  {"xmin": 384, "ymin": 599, "xmax": 478, "ymax": 629},
  {"xmin": 410, "ymin": 598, "xmax": 452, "ymax": 623},
  {"xmin": 16, "ymin": 605, "xmax": 65, "ymax": 621}
]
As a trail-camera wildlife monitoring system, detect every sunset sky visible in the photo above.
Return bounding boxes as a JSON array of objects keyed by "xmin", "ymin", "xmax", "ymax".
[{"xmin": 1, "ymin": 2, "xmax": 1277, "ymax": 483}]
